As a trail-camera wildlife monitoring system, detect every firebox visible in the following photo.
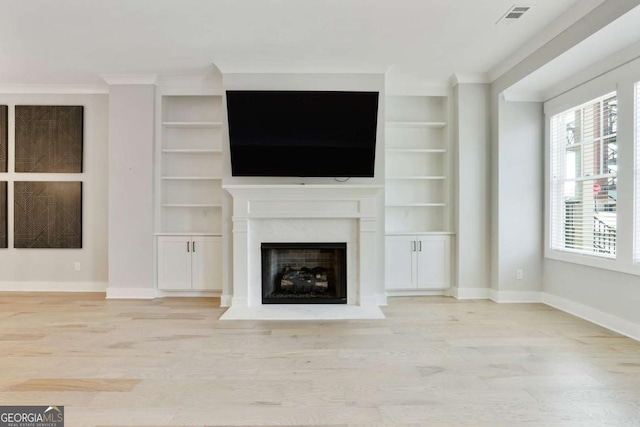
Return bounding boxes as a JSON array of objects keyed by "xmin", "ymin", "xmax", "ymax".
[{"xmin": 261, "ymin": 243, "xmax": 347, "ymax": 304}]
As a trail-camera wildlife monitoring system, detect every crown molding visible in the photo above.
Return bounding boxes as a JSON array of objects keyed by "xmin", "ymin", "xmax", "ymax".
[
  {"xmin": 155, "ymin": 75, "xmax": 224, "ymax": 96},
  {"xmin": 449, "ymin": 73, "xmax": 491, "ymax": 87},
  {"xmin": 214, "ymin": 61, "xmax": 390, "ymax": 75},
  {"xmin": 385, "ymin": 81, "xmax": 449, "ymax": 97},
  {"xmin": 0, "ymin": 84, "xmax": 108, "ymax": 94},
  {"xmin": 101, "ymin": 74, "xmax": 158, "ymax": 85},
  {"xmin": 385, "ymin": 67, "xmax": 449, "ymax": 96},
  {"xmin": 156, "ymin": 75, "xmax": 222, "ymax": 87}
]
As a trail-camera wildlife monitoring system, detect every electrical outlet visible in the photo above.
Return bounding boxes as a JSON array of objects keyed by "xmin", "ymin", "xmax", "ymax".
[
  {"xmin": 74, "ymin": 262, "xmax": 81, "ymax": 272},
  {"xmin": 516, "ymin": 269, "xmax": 523, "ymax": 280}
]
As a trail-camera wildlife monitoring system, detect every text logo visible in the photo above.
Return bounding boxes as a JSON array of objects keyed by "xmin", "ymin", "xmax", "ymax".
[{"xmin": 0, "ymin": 406, "xmax": 64, "ymax": 427}]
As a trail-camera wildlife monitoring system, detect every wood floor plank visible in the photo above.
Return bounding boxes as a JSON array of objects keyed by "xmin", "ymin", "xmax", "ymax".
[
  {"xmin": 0, "ymin": 292, "xmax": 639, "ymax": 426},
  {"xmin": 8, "ymin": 378, "xmax": 140, "ymax": 392}
]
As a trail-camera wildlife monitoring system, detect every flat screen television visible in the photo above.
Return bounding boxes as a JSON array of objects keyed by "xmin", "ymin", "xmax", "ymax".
[{"xmin": 226, "ymin": 90, "xmax": 379, "ymax": 177}]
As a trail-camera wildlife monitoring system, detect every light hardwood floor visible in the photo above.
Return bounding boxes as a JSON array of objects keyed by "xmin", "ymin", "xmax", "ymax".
[{"xmin": 1, "ymin": 293, "xmax": 640, "ymax": 426}]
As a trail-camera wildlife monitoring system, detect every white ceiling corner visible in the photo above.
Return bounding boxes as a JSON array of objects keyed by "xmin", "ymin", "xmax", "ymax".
[
  {"xmin": 101, "ymin": 74, "xmax": 158, "ymax": 85},
  {"xmin": 0, "ymin": 84, "xmax": 108, "ymax": 95},
  {"xmin": 449, "ymin": 73, "xmax": 491, "ymax": 87},
  {"xmin": 213, "ymin": 61, "xmax": 391, "ymax": 75},
  {"xmin": 0, "ymin": 0, "xmax": 601, "ymax": 91}
]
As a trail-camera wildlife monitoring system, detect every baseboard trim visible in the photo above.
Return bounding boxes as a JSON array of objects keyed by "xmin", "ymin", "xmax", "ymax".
[
  {"xmin": 0, "ymin": 281, "xmax": 107, "ymax": 292},
  {"xmin": 387, "ymin": 289, "xmax": 448, "ymax": 297},
  {"xmin": 542, "ymin": 292, "xmax": 640, "ymax": 342},
  {"xmin": 155, "ymin": 290, "xmax": 221, "ymax": 298},
  {"xmin": 449, "ymin": 288, "xmax": 543, "ymax": 303},
  {"xmin": 490, "ymin": 290, "xmax": 542, "ymax": 303},
  {"xmin": 220, "ymin": 294, "xmax": 232, "ymax": 307},
  {"xmin": 106, "ymin": 287, "xmax": 156, "ymax": 299},
  {"xmin": 376, "ymin": 292, "xmax": 388, "ymax": 306},
  {"xmin": 449, "ymin": 287, "xmax": 491, "ymax": 299}
]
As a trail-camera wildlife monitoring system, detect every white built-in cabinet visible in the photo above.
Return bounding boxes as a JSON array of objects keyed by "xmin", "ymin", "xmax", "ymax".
[
  {"xmin": 385, "ymin": 96, "xmax": 454, "ymax": 291},
  {"xmin": 385, "ymin": 235, "xmax": 450, "ymax": 290},
  {"xmin": 154, "ymin": 90, "xmax": 224, "ymax": 293},
  {"xmin": 157, "ymin": 236, "xmax": 222, "ymax": 291}
]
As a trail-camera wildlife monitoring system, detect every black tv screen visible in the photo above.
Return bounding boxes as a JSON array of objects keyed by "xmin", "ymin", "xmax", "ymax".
[{"xmin": 226, "ymin": 90, "xmax": 379, "ymax": 177}]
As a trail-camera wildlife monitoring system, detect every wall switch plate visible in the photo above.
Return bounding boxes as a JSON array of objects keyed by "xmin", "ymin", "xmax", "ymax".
[
  {"xmin": 516, "ymin": 269, "xmax": 523, "ymax": 280},
  {"xmin": 74, "ymin": 262, "xmax": 81, "ymax": 272}
]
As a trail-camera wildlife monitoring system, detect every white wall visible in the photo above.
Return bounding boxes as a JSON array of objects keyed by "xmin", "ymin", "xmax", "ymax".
[
  {"xmin": 544, "ymin": 260, "xmax": 640, "ymax": 325},
  {"xmin": 453, "ymin": 84, "xmax": 490, "ymax": 291},
  {"xmin": 0, "ymin": 93, "xmax": 108, "ymax": 290},
  {"xmin": 488, "ymin": 0, "xmax": 636, "ymax": 299},
  {"xmin": 540, "ymin": 44, "xmax": 640, "ymax": 332},
  {"xmin": 107, "ymin": 85, "xmax": 155, "ymax": 296},
  {"xmin": 497, "ymin": 100, "xmax": 543, "ymax": 293}
]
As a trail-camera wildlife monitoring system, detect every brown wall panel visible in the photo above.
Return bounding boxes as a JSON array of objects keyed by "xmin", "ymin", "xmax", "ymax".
[
  {"xmin": 14, "ymin": 181, "xmax": 82, "ymax": 248},
  {"xmin": 15, "ymin": 106, "xmax": 83, "ymax": 173},
  {"xmin": 0, "ymin": 182, "xmax": 6, "ymax": 248},
  {"xmin": 0, "ymin": 106, "xmax": 7, "ymax": 172}
]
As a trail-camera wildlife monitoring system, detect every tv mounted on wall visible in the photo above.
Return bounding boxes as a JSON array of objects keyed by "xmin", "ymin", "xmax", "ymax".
[{"xmin": 226, "ymin": 90, "xmax": 379, "ymax": 177}]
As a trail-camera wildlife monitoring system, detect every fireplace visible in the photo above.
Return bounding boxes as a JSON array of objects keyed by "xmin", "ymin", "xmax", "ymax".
[
  {"xmin": 221, "ymin": 185, "xmax": 385, "ymax": 320},
  {"xmin": 261, "ymin": 243, "xmax": 347, "ymax": 304}
]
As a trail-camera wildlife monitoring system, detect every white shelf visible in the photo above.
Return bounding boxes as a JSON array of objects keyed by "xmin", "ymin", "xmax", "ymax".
[
  {"xmin": 157, "ymin": 95, "xmax": 224, "ymax": 239},
  {"xmin": 385, "ymin": 95, "xmax": 452, "ymax": 251},
  {"xmin": 154, "ymin": 232, "xmax": 222, "ymax": 236},
  {"xmin": 161, "ymin": 176, "xmax": 222, "ymax": 180},
  {"xmin": 222, "ymin": 184, "xmax": 385, "ymax": 190},
  {"xmin": 386, "ymin": 121, "xmax": 447, "ymax": 129},
  {"xmin": 387, "ymin": 148, "xmax": 447, "ymax": 153},
  {"xmin": 386, "ymin": 203, "xmax": 446, "ymax": 207},
  {"xmin": 162, "ymin": 204, "xmax": 222, "ymax": 208},
  {"xmin": 386, "ymin": 231, "xmax": 456, "ymax": 236},
  {"xmin": 162, "ymin": 121, "xmax": 222, "ymax": 129},
  {"xmin": 162, "ymin": 149, "xmax": 222, "ymax": 154},
  {"xmin": 387, "ymin": 176, "xmax": 447, "ymax": 180}
]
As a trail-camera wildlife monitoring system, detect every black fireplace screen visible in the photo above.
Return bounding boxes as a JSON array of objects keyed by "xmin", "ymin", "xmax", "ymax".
[{"xmin": 261, "ymin": 243, "xmax": 347, "ymax": 304}]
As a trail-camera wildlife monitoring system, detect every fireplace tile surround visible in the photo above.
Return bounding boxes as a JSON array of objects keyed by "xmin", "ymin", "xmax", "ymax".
[{"xmin": 220, "ymin": 184, "xmax": 385, "ymax": 320}]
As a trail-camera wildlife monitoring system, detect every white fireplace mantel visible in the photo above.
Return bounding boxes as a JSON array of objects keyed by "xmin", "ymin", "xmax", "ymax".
[{"xmin": 220, "ymin": 184, "xmax": 385, "ymax": 320}]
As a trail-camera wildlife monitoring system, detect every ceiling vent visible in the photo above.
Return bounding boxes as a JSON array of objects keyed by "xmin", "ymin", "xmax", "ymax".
[{"xmin": 497, "ymin": 5, "xmax": 531, "ymax": 25}]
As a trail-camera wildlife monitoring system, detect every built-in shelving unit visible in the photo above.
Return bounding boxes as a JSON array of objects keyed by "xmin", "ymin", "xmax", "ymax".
[
  {"xmin": 385, "ymin": 95, "xmax": 453, "ymax": 292},
  {"xmin": 387, "ymin": 148, "xmax": 446, "ymax": 153},
  {"xmin": 385, "ymin": 95, "xmax": 452, "ymax": 235},
  {"xmin": 161, "ymin": 121, "xmax": 222, "ymax": 129},
  {"xmin": 155, "ymin": 94, "xmax": 223, "ymax": 236},
  {"xmin": 386, "ymin": 121, "xmax": 447, "ymax": 129},
  {"xmin": 162, "ymin": 149, "xmax": 222, "ymax": 154}
]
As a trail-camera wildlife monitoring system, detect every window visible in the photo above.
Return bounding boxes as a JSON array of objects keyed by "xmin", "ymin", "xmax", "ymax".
[{"xmin": 550, "ymin": 92, "xmax": 617, "ymax": 258}]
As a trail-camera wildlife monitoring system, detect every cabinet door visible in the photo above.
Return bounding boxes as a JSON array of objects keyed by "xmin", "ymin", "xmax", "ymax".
[
  {"xmin": 191, "ymin": 236, "xmax": 222, "ymax": 291},
  {"xmin": 416, "ymin": 236, "xmax": 450, "ymax": 289},
  {"xmin": 385, "ymin": 235, "xmax": 417, "ymax": 290},
  {"xmin": 158, "ymin": 236, "xmax": 192, "ymax": 290}
]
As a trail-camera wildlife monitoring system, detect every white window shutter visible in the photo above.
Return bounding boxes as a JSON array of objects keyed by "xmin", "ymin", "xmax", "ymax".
[{"xmin": 550, "ymin": 92, "xmax": 617, "ymax": 258}]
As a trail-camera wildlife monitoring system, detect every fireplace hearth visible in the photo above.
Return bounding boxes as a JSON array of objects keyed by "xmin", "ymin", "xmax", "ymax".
[{"xmin": 261, "ymin": 243, "xmax": 347, "ymax": 304}]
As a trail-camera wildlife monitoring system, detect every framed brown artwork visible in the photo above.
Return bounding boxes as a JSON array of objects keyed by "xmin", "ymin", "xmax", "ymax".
[
  {"xmin": 0, "ymin": 106, "xmax": 7, "ymax": 172},
  {"xmin": 0, "ymin": 182, "xmax": 6, "ymax": 248},
  {"xmin": 15, "ymin": 106, "xmax": 83, "ymax": 173},
  {"xmin": 14, "ymin": 181, "xmax": 82, "ymax": 248}
]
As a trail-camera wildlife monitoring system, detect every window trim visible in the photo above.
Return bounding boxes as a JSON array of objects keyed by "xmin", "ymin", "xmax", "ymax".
[
  {"xmin": 544, "ymin": 66, "xmax": 640, "ymax": 277},
  {"xmin": 548, "ymin": 91, "xmax": 618, "ymax": 259}
]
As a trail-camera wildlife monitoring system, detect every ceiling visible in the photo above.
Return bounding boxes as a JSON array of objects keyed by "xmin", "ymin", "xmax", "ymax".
[
  {"xmin": 0, "ymin": 0, "xmax": 606, "ymax": 91},
  {"xmin": 505, "ymin": 4, "xmax": 640, "ymax": 100}
]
